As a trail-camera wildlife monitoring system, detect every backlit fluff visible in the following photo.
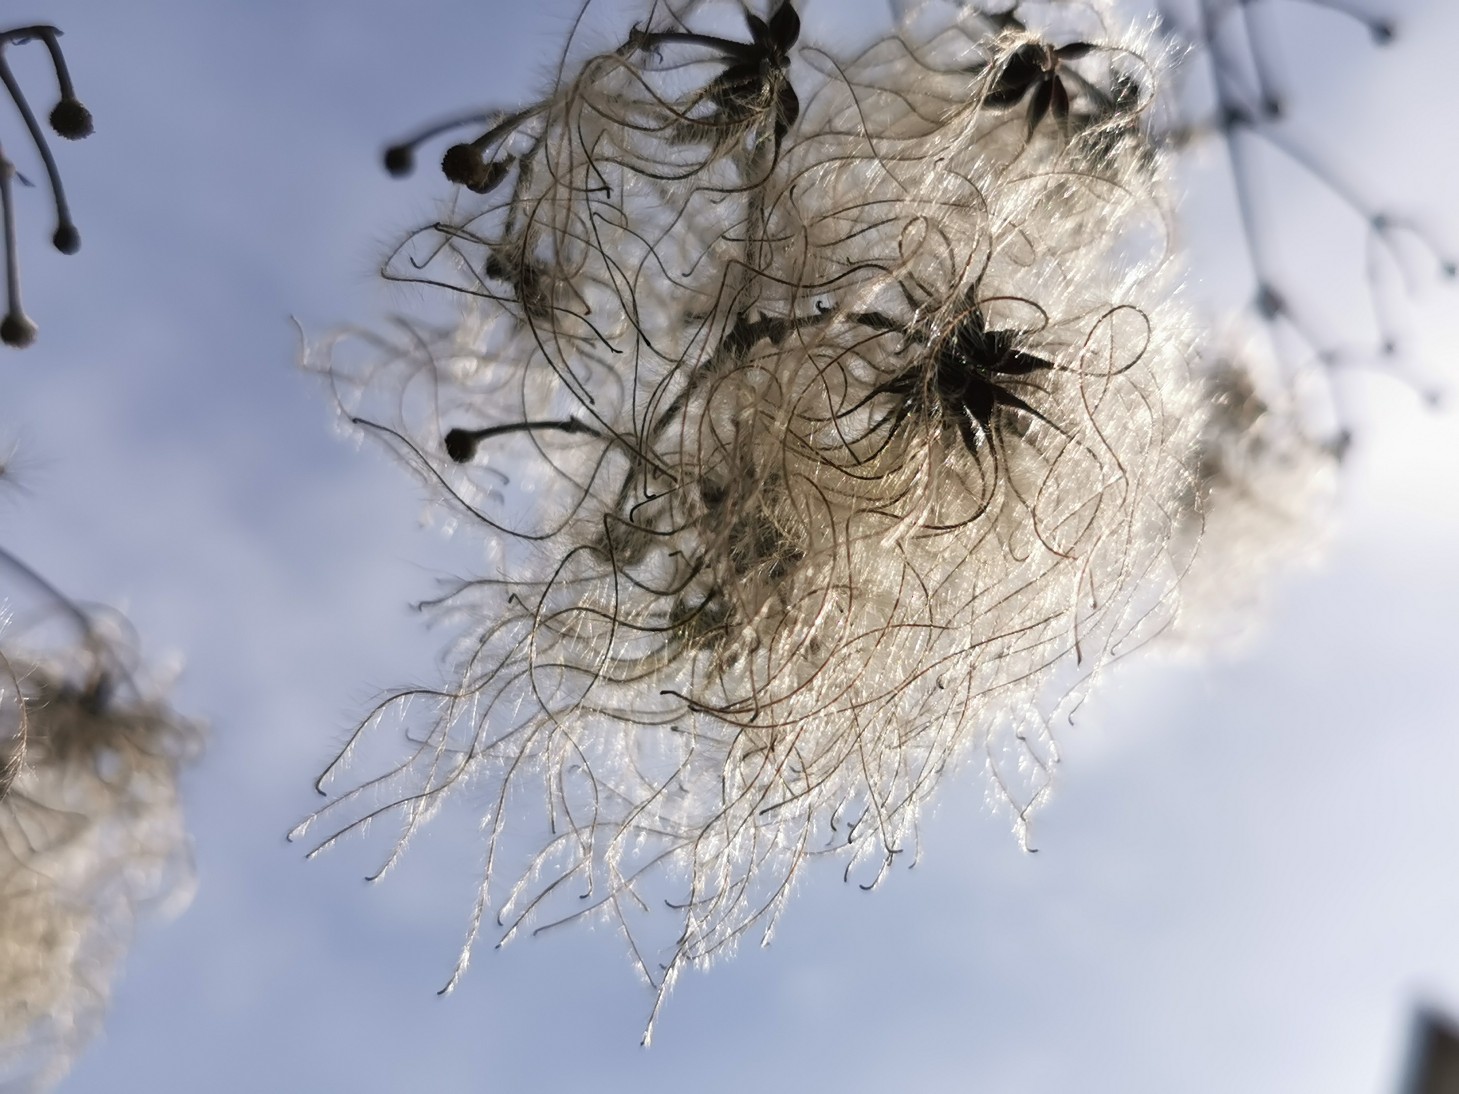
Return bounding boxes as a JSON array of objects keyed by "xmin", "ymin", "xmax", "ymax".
[
  {"xmin": 0, "ymin": 627, "xmax": 198, "ymax": 1091},
  {"xmin": 304, "ymin": 0, "xmax": 1210, "ymax": 1041}
]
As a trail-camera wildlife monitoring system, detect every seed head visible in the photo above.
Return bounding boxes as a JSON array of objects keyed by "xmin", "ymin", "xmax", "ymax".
[
  {"xmin": 0, "ymin": 556, "xmax": 200, "ymax": 1089},
  {"xmin": 47, "ymin": 98, "xmax": 91, "ymax": 140},
  {"xmin": 1, "ymin": 312, "xmax": 36, "ymax": 348}
]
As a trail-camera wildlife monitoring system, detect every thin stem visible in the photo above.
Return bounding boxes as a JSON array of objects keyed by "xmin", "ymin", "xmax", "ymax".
[
  {"xmin": 0, "ymin": 46, "xmax": 78, "ymax": 253},
  {"xmin": 445, "ymin": 417, "xmax": 603, "ymax": 463},
  {"xmin": 0, "ymin": 146, "xmax": 35, "ymax": 347}
]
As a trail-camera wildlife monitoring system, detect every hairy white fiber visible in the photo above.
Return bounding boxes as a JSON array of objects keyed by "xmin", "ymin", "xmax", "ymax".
[{"xmin": 304, "ymin": 0, "xmax": 1268, "ymax": 1042}]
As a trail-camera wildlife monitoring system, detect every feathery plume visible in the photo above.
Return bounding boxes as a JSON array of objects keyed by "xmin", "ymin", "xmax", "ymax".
[
  {"xmin": 0, "ymin": 553, "xmax": 199, "ymax": 1091},
  {"xmin": 302, "ymin": 0, "xmax": 1388, "ymax": 1041}
]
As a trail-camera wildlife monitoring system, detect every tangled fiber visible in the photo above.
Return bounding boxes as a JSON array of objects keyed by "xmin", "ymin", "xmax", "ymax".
[
  {"xmin": 0, "ymin": 558, "xmax": 198, "ymax": 1090},
  {"xmin": 301, "ymin": 0, "xmax": 1430, "ymax": 1039}
]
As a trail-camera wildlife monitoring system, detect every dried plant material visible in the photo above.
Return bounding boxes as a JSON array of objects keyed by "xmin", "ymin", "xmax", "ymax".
[
  {"xmin": 0, "ymin": 557, "xmax": 199, "ymax": 1091},
  {"xmin": 302, "ymin": 0, "xmax": 1449, "ymax": 1041},
  {"xmin": 0, "ymin": 24, "xmax": 92, "ymax": 348}
]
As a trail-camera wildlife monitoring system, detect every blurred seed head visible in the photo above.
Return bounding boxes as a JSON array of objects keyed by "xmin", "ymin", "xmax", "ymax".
[{"xmin": 0, "ymin": 566, "xmax": 199, "ymax": 1091}]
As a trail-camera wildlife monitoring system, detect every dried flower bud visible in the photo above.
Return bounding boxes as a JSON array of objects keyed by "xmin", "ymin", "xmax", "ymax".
[
  {"xmin": 51, "ymin": 224, "xmax": 78, "ymax": 254},
  {"xmin": 381, "ymin": 143, "xmax": 414, "ymax": 176},
  {"xmin": 443, "ymin": 144, "xmax": 515, "ymax": 194},
  {"xmin": 0, "ymin": 312, "xmax": 36, "ymax": 348},
  {"xmin": 47, "ymin": 98, "xmax": 91, "ymax": 140}
]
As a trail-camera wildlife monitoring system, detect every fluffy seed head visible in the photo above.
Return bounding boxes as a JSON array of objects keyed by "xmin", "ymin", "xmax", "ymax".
[{"xmin": 302, "ymin": 0, "xmax": 1341, "ymax": 1041}]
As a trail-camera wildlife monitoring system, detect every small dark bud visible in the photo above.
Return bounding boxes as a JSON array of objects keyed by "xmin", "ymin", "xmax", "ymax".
[
  {"xmin": 1371, "ymin": 21, "xmax": 1395, "ymax": 45},
  {"xmin": 53, "ymin": 224, "xmax": 80, "ymax": 254},
  {"xmin": 1442, "ymin": 261, "xmax": 1456, "ymax": 280},
  {"xmin": 1261, "ymin": 96, "xmax": 1283, "ymax": 121},
  {"xmin": 382, "ymin": 144, "xmax": 414, "ymax": 177},
  {"xmin": 1, "ymin": 313, "xmax": 37, "ymax": 348},
  {"xmin": 441, "ymin": 143, "xmax": 486, "ymax": 186},
  {"xmin": 49, "ymin": 98, "xmax": 94, "ymax": 140},
  {"xmin": 444, "ymin": 429, "xmax": 477, "ymax": 463},
  {"xmin": 442, "ymin": 144, "xmax": 511, "ymax": 194}
]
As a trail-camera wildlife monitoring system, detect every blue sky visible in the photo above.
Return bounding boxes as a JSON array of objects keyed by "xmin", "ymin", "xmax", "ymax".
[{"xmin": 5, "ymin": 1, "xmax": 1459, "ymax": 1090}]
